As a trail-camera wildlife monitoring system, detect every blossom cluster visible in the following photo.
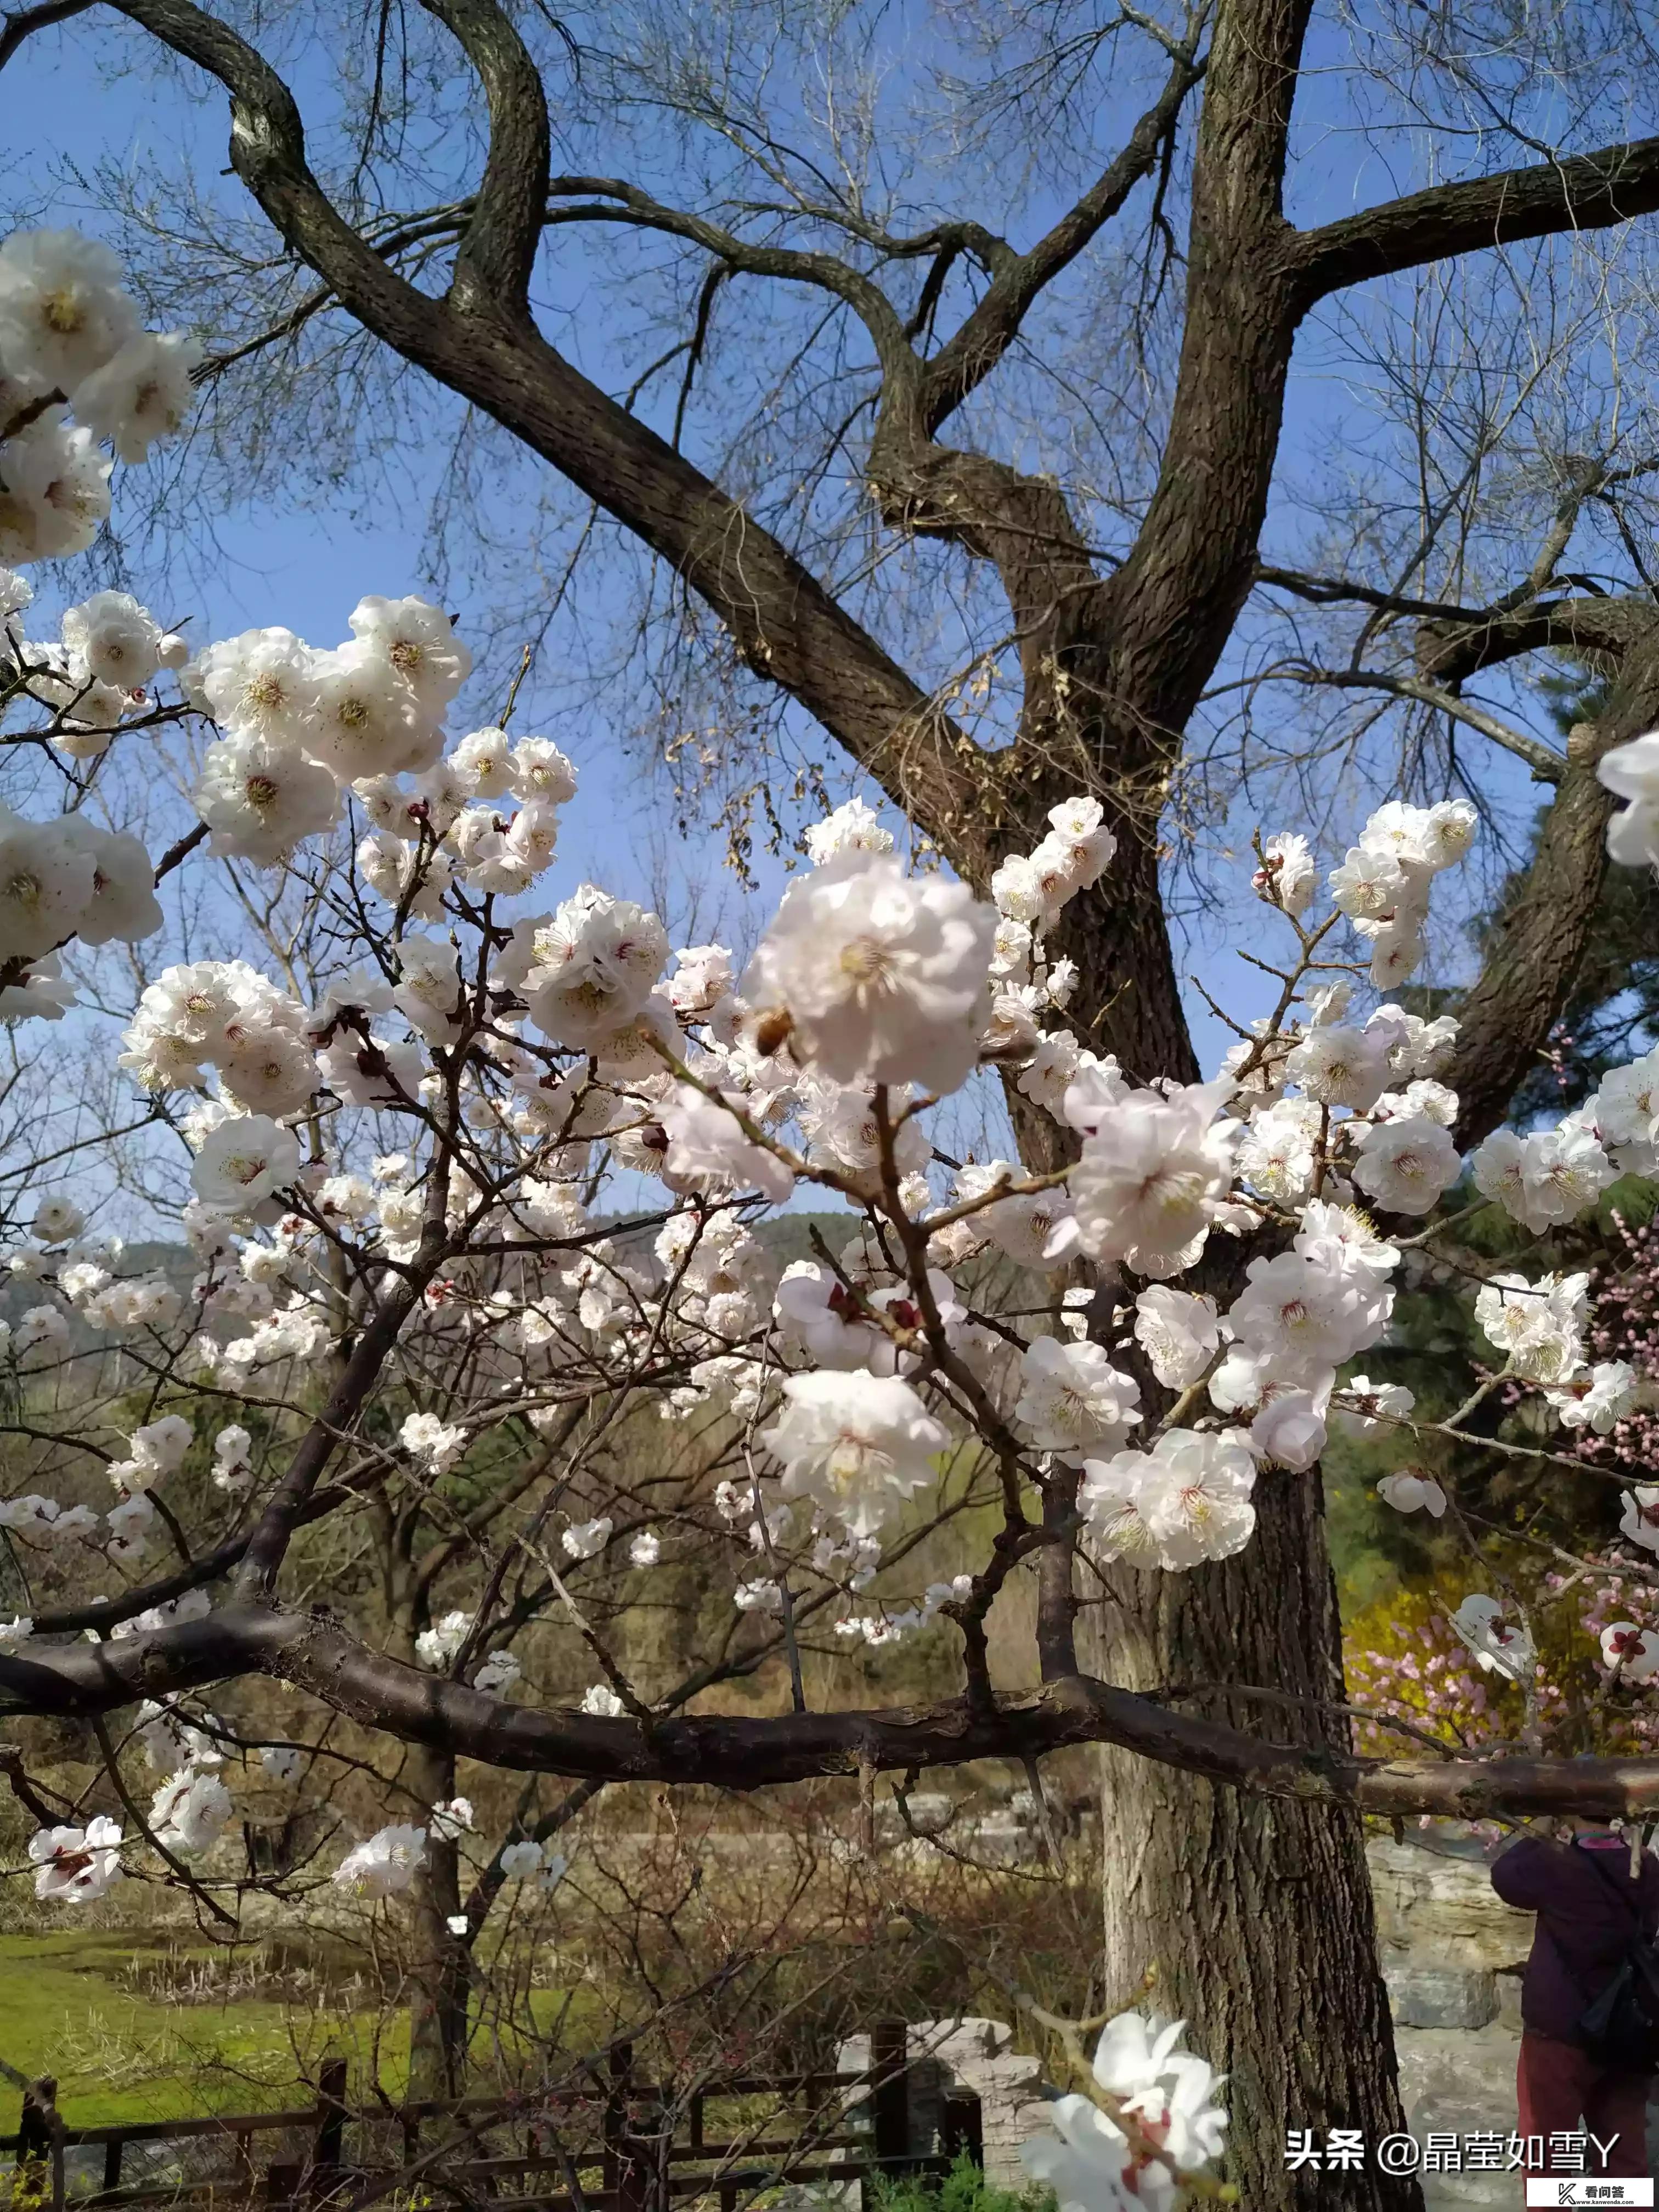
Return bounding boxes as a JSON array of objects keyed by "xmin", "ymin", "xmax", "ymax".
[{"xmin": 11, "ymin": 226, "xmax": 1659, "ymax": 1942}]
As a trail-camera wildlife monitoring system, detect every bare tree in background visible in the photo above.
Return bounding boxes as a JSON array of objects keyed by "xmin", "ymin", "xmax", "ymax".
[{"xmin": 10, "ymin": 0, "xmax": 1659, "ymax": 2199}]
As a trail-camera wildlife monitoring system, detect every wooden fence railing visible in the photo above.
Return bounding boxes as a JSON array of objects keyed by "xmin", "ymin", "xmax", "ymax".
[{"xmin": 1, "ymin": 2024, "xmax": 955, "ymax": 2211}]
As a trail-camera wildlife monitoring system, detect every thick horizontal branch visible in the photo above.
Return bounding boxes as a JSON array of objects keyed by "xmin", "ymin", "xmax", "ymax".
[
  {"xmin": 1291, "ymin": 133, "xmax": 1659, "ymax": 306},
  {"xmin": 1255, "ymin": 562, "xmax": 1491, "ymax": 625},
  {"xmin": 1413, "ymin": 596, "xmax": 1659, "ymax": 685},
  {"xmin": 1259, "ymin": 568, "xmax": 1659, "ymax": 682},
  {"xmin": 8, "ymin": 1602, "xmax": 1659, "ymax": 1818},
  {"xmin": 0, "ymin": 0, "xmax": 93, "ymax": 69},
  {"xmin": 542, "ymin": 178, "xmax": 913, "ymax": 377}
]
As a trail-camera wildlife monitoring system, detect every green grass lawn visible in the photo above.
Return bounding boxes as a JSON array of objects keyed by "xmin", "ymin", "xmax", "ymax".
[{"xmin": 0, "ymin": 1931, "xmax": 411, "ymax": 2128}]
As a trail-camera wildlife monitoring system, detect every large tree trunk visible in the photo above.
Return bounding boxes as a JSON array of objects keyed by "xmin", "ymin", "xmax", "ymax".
[
  {"xmin": 1011, "ymin": 1054, "xmax": 1418, "ymax": 2210},
  {"xmin": 406, "ymin": 1743, "xmax": 470, "ymax": 2094},
  {"xmin": 1091, "ymin": 1473, "xmax": 1415, "ymax": 2208}
]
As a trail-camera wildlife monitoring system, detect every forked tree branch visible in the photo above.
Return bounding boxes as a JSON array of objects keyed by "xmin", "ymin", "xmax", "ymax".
[
  {"xmin": 1274, "ymin": 664, "xmax": 1566, "ymax": 781},
  {"xmin": 1448, "ymin": 635, "xmax": 1659, "ymax": 1146},
  {"xmin": 0, "ymin": 0, "xmax": 94, "ymax": 69},
  {"xmin": 101, "ymin": 0, "xmax": 990, "ymax": 844},
  {"xmin": 918, "ymin": 38, "xmax": 1208, "ymax": 433}
]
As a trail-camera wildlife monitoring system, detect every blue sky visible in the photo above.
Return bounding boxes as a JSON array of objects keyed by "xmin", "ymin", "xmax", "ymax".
[{"xmin": 0, "ymin": 4, "xmax": 1575, "ymax": 1099}]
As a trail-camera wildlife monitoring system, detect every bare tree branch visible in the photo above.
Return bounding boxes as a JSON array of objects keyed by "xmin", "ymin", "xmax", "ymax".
[
  {"xmin": 1272, "ymin": 664, "xmax": 1566, "ymax": 781},
  {"xmin": 918, "ymin": 38, "xmax": 1209, "ymax": 433},
  {"xmin": 0, "ymin": 0, "xmax": 94, "ymax": 71},
  {"xmin": 1290, "ymin": 134, "xmax": 1659, "ymax": 307}
]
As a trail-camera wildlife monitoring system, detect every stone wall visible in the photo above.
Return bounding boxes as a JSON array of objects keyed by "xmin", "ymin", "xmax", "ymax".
[
  {"xmin": 833, "ymin": 1840, "xmax": 1654, "ymax": 2210},
  {"xmin": 836, "ymin": 2019, "xmax": 1049, "ymax": 2191},
  {"xmin": 1369, "ymin": 1835, "xmax": 1659, "ymax": 2203},
  {"xmin": 1367, "ymin": 1836, "xmax": 1533, "ymax": 2208}
]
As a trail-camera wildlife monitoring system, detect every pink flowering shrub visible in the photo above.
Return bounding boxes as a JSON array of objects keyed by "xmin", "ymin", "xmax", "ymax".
[{"xmin": 1346, "ymin": 1564, "xmax": 1659, "ymax": 1760}]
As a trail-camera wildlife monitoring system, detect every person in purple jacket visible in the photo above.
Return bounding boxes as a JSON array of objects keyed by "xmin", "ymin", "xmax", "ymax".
[{"xmin": 1490, "ymin": 1816, "xmax": 1659, "ymax": 2176}]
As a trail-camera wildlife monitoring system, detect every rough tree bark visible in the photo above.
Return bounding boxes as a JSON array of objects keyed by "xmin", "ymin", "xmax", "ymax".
[
  {"xmin": 1091, "ymin": 1480, "xmax": 1403, "ymax": 2210},
  {"xmin": 404, "ymin": 1743, "xmax": 470, "ymax": 2094},
  {"xmin": 12, "ymin": 0, "xmax": 1659, "ymax": 2198}
]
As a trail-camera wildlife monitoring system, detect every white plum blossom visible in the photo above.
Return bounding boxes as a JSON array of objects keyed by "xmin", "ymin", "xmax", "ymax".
[
  {"xmin": 1132, "ymin": 1287, "xmax": 1220, "ymax": 1390},
  {"xmin": 30, "ymin": 1195, "xmax": 83, "ymax": 1243},
  {"xmin": 1351, "ymin": 1115, "xmax": 1461, "ymax": 1216},
  {"xmin": 29, "ymin": 1816, "xmax": 124, "ymax": 1903},
  {"xmin": 190, "ymin": 1116, "xmax": 302, "ymax": 1217},
  {"xmin": 430, "ymin": 1797, "xmax": 475, "ymax": 1842},
  {"xmin": 194, "ymin": 730, "xmax": 340, "ymax": 864},
  {"xmin": 1022, "ymin": 2011, "xmax": 1227, "ymax": 2212},
  {"xmin": 658, "ymin": 1085, "xmax": 795, "ymax": 1204},
  {"xmin": 562, "ymin": 1515, "xmax": 613, "ymax": 1561},
  {"xmin": 1621, "ymin": 1486, "xmax": 1659, "ymax": 1554},
  {"xmin": 0, "ymin": 413, "xmax": 110, "ymax": 565},
  {"xmin": 1018, "ymin": 1030, "xmax": 1085, "ymax": 1114},
  {"xmin": 306, "ymin": 646, "xmax": 438, "ymax": 781},
  {"xmin": 774, "ymin": 1261, "xmax": 891, "ymax": 1372},
  {"xmin": 347, "ymin": 594, "xmax": 472, "ymax": 713},
  {"xmin": 1599, "ymin": 731, "xmax": 1659, "ymax": 870},
  {"xmin": 334, "ymin": 1824, "xmax": 428, "ymax": 1897},
  {"xmin": 1283, "ymin": 1023, "xmax": 1392, "ymax": 1111},
  {"xmin": 1080, "ymin": 1429, "xmax": 1256, "ymax": 1571},
  {"xmin": 1014, "ymin": 1338, "xmax": 1142, "ymax": 1464},
  {"xmin": 415, "ymin": 1610, "xmax": 473, "ymax": 1669},
  {"xmin": 581, "ymin": 1684, "xmax": 625, "ymax": 1718},
  {"xmin": 1020, "ymin": 2083, "xmax": 1146, "ymax": 2212},
  {"xmin": 759, "ymin": 1371, "xmax": 949, "ymax": 1539},
  {"xmin": 509, "ymin": 736, "xmax": 578, "ymax": 804},
  {"xmin": 1248, "ymin": 1381, "xmax": 1329, "ymax": 1471},
  {"xmin": 668, "ymin": 943, "xmax": 737, "ymax": 1030},
  {"xmin": 1470, "ymin": 1122, "xmax": 1616, "ymax": 1233},
  {"xmin": 1060, "ymin": 1080, "xmax": 1237, "ymax": 1277},
  {"xmin": 1376, "ymin": 1471, "xmax": 1447, "ymax": 1517},
  {"xmin": 402, "ymin": 1412, "xmax": 468, "ymax": 1473},
  {"xmin": 149, "ymin": 1770, "xmax": 233, "ymax": 1855},
  {"xmin": 1601, "ymin": 1624, "xmax": 1659, "ymax": 1683},
  {"xmin": 1449, "ymin": 1594, "xmax": 1536, "ymax": 1683},
  {"xmin": 503, "ymin": 887, "xmax": 669, "ymax": 1049},
  {"xmin": 742, "ymin": 850, "xmax": 996, "ymax": 1093},
  {"xmin": 1331, "ymin": 1376, "xmax": 1415, "ymax": 1436},
  {"xmin": 1225, "ymin": 1246, "xmax": 1388, "ymax": 1386},
  {"xmin": 1549, "ymin": 1359, "xmax": 1638, "ymax": 1434},
  {"xmin": 128, "ymin": 1415, "xmax": 193, "ymax": 1479},
  {"xmin": 735, "ymin": 1577, "xmax": 783, "ymax": 1613},
  {"xmin": 804, "ymin": 797, "xmax": 894, "ymax": 865},
  {"xmin": 473, "ymin": 1650, "xmax": 522, "ymax": 1695},
  {"xmin": 1251, "ymin": 832, "xmax": 1318, "ymax": 916},
  {"xmin": 1587, "ymin": 1048, "xmax": 1659, "ymax": 1175},
  {"xmin": 73, "ymin": 330, "xmax": 199, "ymax": 462},
  {"xmin": 1474, "ymin": 1272, "xmax": 1587, "ymax": 1384},
  {"xmin": 0, "ymin": 229, "xmax": 138, "ymax": 390},
  {"xmin": 1235, "ymin": 1098, "xmax": 1321, "ymax": 1205}
]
